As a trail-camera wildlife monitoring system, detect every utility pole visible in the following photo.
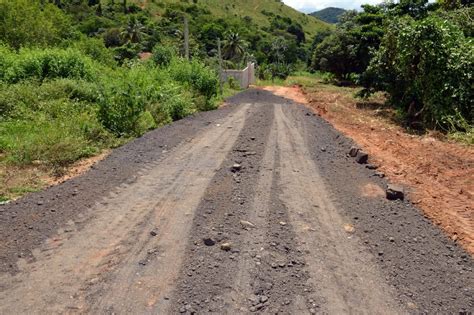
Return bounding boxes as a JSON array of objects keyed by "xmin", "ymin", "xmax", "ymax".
[
  {"xmin": 218, "ymin": 38, "xmax": 223, "ymax": 95},
  {"xmin": 184, "ymin": 16, "xmax": 190, "ymax": 60}
]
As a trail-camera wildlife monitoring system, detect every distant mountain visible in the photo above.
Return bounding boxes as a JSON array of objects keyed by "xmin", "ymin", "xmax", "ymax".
[{"xmin": 310, "ymin": 7, "xmax": 347, "ymax": 24}]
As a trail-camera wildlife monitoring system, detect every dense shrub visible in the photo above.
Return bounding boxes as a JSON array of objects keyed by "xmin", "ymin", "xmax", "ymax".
[
  {"xmin": 362, "ymin": 15, "xmax": 473, "ymax": 128},
  {"xmin": 97, "ymin": 63, "xmax": 199, "ymax": 136},
  {"xmin": 0, "ymin": 0, "xmax": 74, "ymax": 49},
  {"xmin": 168, "ymin": 58, "xmax": 219, "ymax": 102},
  {"xmin": 0, "ymin": 48, "xmax": 95, "ymax": 84},
  {"xmin": 69, "ymin": 37, "xmax": 116, "ymax": 66},
  {"xmin": 152, "ymin": 45, "xmax": 176, "ymax": 67}
]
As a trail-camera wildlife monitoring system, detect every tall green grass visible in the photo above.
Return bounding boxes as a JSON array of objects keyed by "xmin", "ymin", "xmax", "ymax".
[{"xmin": 0, "ymin": 46, "xmax": 220, "ymax": 170}]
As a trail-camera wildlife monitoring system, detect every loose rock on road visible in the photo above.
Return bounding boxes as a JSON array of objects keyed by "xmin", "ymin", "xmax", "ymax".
[{"xmin": 0, "ymin": 89, "xmax": 472, "ymax": 314}]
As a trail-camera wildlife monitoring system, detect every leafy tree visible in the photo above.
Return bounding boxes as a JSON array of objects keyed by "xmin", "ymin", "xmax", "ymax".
[
  {"xmin": 389, "ymin": 0, "xmax": 431, "ymax": 19},
  {"xmin": 311, "ymin": 31, "xmax": 359, "ymax": 80},
  {"xmin": 199, "ymin": 22, "xmax": 225, "ymax": 54}
]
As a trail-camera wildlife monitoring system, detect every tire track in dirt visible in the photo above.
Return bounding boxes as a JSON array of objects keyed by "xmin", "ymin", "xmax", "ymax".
[
  {"xmin": 0, "ymin": 105, "xmax": 249, "ymax": 314},
  {"xmin": 0, "ymin": 104, "xmax": 239, "ymax": 275},
  {"xmin": 170, "ymin": 101, "xmax": 276, "ymax": 314},
  {"xmin": 274, "ymin": 103, "xmax": 404, "ymax": 314},
  {"xmin": 280, "ymin": 94, "xmax": 473, "ymax": 314},
  {"xmin": 228, "ymin": 113, "xmax": 315, "ymax": 314}
]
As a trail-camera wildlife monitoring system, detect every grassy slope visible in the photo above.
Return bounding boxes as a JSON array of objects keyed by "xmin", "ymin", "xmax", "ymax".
[
  {"xmin": 134, "ymin": 0, "xmax": 330, "ymax": 38},
  {"xmin": 309, "ymin": 7, "xmax": 346, "ymax": 24}
]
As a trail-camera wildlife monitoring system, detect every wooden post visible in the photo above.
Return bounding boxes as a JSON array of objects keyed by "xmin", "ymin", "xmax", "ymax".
[
  {"xmin": 184, "ymin": 16, "xmax": 190, "ymax": 60},
  {"xmin": 218, "ymin": 38, "xmax": 223, "ymax": 95}
]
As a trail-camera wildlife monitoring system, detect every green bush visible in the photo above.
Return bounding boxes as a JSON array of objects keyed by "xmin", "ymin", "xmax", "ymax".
[
  {"xmin": 1, "ymin": 48, "xmax": 95, "ymax": 84},
  {"xmin": 269, "ymin": 63, "xmax": 292, "ymax": 80},
  {"xmin": 169, "ymin": 58, "xmax": 219, "ymax": 101},
  {"xmin": 152, "ymin": 45, "xmax": 176, "ymax": 67},
  {"xmin": 68, "ymin": 37, "xmax": 116, "ymax": 66},
  {"xmin": 362, "ymin": 15, "xmax": 473, "ymax": 128},
  {"xmin": 0, "ymin": 0, "xmax": 74, "ymax": 49}
]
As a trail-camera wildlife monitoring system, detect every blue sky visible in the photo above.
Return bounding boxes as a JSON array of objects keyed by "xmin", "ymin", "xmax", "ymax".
[{"xmin": 282, "ymin": 0, "xmax": 382, "ymax": 12}]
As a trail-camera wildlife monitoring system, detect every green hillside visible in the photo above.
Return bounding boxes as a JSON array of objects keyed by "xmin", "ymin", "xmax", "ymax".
[
  {"xmin": 310, "ymin": 7, "xmax": 347, "ymax": 24},
  {"xmin": 134, "ymin": 0, "xmax": 330, "ymax": 38}
]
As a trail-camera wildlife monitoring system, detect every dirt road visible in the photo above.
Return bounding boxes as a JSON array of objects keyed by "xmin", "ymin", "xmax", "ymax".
[{"xmin": 0, "ymin": 89, "xmax": 472, "ymax": 314}]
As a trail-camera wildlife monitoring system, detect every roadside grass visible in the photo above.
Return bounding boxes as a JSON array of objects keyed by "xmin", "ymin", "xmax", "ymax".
[{"xmin": 0, "ymin": 73, "xmax": 239, "ymax": 202}]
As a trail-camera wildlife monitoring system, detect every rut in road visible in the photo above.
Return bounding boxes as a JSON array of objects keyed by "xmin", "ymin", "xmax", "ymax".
[{"xmin": 0, "ymin": 89, "xmax": 472, "ymax": 314}]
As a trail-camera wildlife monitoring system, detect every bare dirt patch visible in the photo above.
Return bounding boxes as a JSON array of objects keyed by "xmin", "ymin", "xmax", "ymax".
[
  {"xmin": 44, "ymin": 151, "xmax": 110, "ymax": 186},
  {"xmin": 0, "ymin": 151, "xmax": 111, "ymax": 203},
  {"xmin": 260, "ymin": 84, "xmax": 474, "ymax": 254}
]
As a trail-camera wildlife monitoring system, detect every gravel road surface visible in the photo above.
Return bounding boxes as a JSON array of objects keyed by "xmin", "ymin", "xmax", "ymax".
[{"xmin": 0, "ymin": 89, "xmax": 472, "ymax": 314}]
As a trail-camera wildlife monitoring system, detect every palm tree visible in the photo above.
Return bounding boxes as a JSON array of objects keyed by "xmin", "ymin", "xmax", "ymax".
[
  {"xmin": 121, "ymin": 16, "xmax": 146, "ymax": 44},
  {"xmin": 222, "ymin": 32, "xmax": 247, "ymax": 63}
]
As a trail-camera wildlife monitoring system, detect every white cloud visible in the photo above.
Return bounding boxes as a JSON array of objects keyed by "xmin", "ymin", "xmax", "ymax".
[{"xmin": 283, "ymin": 0, "xmax": 383, "ymax": 12}]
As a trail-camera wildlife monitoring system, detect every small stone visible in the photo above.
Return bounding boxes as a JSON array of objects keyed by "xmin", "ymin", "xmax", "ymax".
[
  {"xmin": 150, "ymin": 229, "xmax": 158, "ymax": 237},
  {"xmin": 260, "ymin": 295, "xmax": 268, "ymax": 303},
  {"xmin": 220, "ymin": 242, "xmax": 232, "ymax": 251},
  {"xmin": 386, "ymin": 184, "xmax": 404, "ymax": 201},
  {"xmin": 231, "ymin": 164, "xmax": 242, "ymax": 172},
  {"xmin": 349, "ymin": 146, "xmax": 359, "ymax": 157},
  {"xmin": 279, "ymin": 221, "xmax": 287, "ymax": 226},
  {"xmin": 355, "ymin": 151, "xmax": 369, "ymax": 164},
  {"xmin": 240, "ymin": 220, "xmax": 256, "ymax": 229},
  {"xmin": 251, "ymin": 137, "xmax": 256, "ymax": 141},
  {"xmin": 374, "ymin": 171, "xmax": 385, "ymax": 178},
  {"xmin": 320, "ymin": 147, "xmax": 326, "ymax": 152},
  {"xmin": 366, "ymin": 164, "xmax": 378, "ymax": 170},
  {"xmin": 378, "ymin": 251, "xmax": 384, "ymax": 256},
  {"xmin": 203, "ymin": 238, "xmax": 216, "ymax": 246},
  {"xmin": 344, "ymin": 224, "xmax": 355, "ymax": 233},
  {"xmin": 255, "ymin": 303, "xmax": 264, "ymax": 310},
  {"xmin": 37, "ymin": 201, "xmax": 44, "ymax": 206},
  {"xmin": 389, "ymin": 237, "xmax": 395, "ymax": 242}
]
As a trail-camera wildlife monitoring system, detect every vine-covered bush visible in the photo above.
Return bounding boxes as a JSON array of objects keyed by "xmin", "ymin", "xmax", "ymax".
[{"xmin": 362, "ymin": 14, "xmax": 473, "ymax": 128}]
